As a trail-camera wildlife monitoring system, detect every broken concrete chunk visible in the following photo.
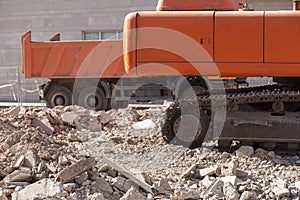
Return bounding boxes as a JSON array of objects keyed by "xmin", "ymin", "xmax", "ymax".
[
  {"xmin": 61, "ymin": 112, "xmax": 79, "ymax": 124},
  {"xmin": 180, "ymin": 163, "xmax": 199, "ymax": 180},
  {"xmin": 132, "ymin": 119, "xmax": 156, "ymax": 130},
  {"xmin": 203, "ymin": 180, "xmax": 224, "ymax": 198},
  {"xmin": 24, "ymin": 149, "xmax": 40, "ymax": 169},
  {"xmin": 124, "ymin": 179, "xmax": 139, "ymax": 191},
  {"xmin": 236, "ymin": 146, "xmax": 254, "ymax": 157},
  {"xmin": 46, "ymin": 163, "xmax": 57, "ymax": 173},
  {"xmin": 158, "ymin": 178, "xmax": 172, "ymax": 192},
  {"xmin": 87, "ymin": 193, "xmax": 105, "ymax": 200},
  {"xmin": 75, "ymin": 172, "xmax": 88, "ymax": 185},
  {"xmin": 239, "ymin": 191, "xmax": 257, "ymax": 200},
  {"xmin": 295, "ymin": 181, "xmax": 300, "ymax": 190},
  {"xmin": 172, "ymin": 187, "xmax": 201, "ymax": 200},
  {"xmin": 11, "ymin": 178, "xmax": 64, "ymax": 200},
  {"xmin": 112, "ymin": 177, "xmax": 128, "ymax": 192},
  {"xmin": 0, "ymin": 189, "xmax": 8, "ymax": 200},
  {"xmin": 57, "ymin": 157, "xmax": 95, "ymax": 183},
  {"xmin": 108, "ymin": 169, "xmax": 118, "ymax": 177},
  {"xmin": 13, "ymin": 156, "xmax": 25, "ymax": 169},
  {"xmin": 95, "ymin": 177, "xmax": 113, "ymax": 194},
  {"xmin": 199, "ymin": 166, "xmax": 216, "ymax": 177},
  {"xmin": 153, "ymin": 178, "xmax": 173, "ymax": 195},
  {"xmin": 98, "ymin": 112, "xmax": 112, "ymax": 124},
  {"xmin": 4, "ymin": 168, "xmax": 31, "ymax": 182},
  {"xmin": 120, "ymin": 187, "xmax": 147, "ymax": 200},
  {"xmin": 97, "ymin": 163, "xmax": 110, "ymax": 172},
  {"xmin": 63, "ymin": 183, "xmax": 75, "ymax": 193},
  {"xmin": 58, "ymin": 156, "xmax": 68, "ymax": 165},
  {"xmin": 32, "ymin": 118, "xmax": 54, "ymax": 135},
  {"xmin": 1, "ymin": 131, "xmax": 23, "ymax": 152},
  {"xmin": 6, "ymin": 107, "xmax": 21, "ymax": 116},
  {"xmin": 223, "ymin": 182, "xmax": 239, "ymax": 200},
  {"xmin": 272, "ymin": 186, "xmax": 290, "ymax": 198},
  {"xmin": 200, "ymin": 176, "xmax": 215, "ymax": 189},
  {"xmin": 221, "ymin": 161, "xmax": 237, "ymax": 177},
  {"xmin": 220, "ymin": 176, "xmax": 237, "ymax": 187},
  {"xmin": 102, "ymin": 158, "xmax": 153, "ymax": 194}
]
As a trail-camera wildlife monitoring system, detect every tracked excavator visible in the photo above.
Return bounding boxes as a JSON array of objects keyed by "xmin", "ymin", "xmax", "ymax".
[
  {"xmin": 22, "ymin": 0, "xmax": 300, "ymax": 149},
  {"xmin": 125, "ymin": 0, "xmax": 300, "ymax": 150}
]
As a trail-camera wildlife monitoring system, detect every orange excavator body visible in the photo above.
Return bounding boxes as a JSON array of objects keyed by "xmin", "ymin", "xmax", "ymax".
[{"xmin": 124, "ymin": 10, "xmax": 300, "ymax": 77}]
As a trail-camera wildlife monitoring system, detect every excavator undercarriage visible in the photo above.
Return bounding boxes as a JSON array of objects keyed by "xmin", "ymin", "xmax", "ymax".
[{"xmin": 162, "ymin": 79, "xmax": 300, "ymax": 150}]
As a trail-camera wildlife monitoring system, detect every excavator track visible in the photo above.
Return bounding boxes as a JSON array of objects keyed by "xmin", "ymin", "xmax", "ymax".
[
  {"xmin": 182, "ymin": 85, "xmax": 300, "ymax": 107},
  {"xmin": 163, "ymin": 85, "xmax": 300, "ymax": 150}
]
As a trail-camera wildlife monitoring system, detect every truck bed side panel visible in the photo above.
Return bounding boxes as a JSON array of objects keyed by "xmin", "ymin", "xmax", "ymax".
[{"xmin": 22, "ymin": 32, "xmax": 126, "ymax": 79}]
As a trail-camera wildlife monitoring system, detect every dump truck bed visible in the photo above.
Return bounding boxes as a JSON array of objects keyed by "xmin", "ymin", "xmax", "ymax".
[{"xmin": 22, "ymin": 32, "xmax": 126, "ymax": 79}]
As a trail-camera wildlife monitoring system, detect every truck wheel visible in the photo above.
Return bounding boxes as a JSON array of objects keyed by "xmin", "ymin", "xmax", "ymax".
[
  {"xmin": 162, "ymin": 106, "xmax": 209, "ymax": 148},
  {"xmin": 78, "ymin": 86, "xmax": 108, "ymax": 111},
  {"xmin": 45, "ymin": 86, "xmax": 72, "ymax": 108}
]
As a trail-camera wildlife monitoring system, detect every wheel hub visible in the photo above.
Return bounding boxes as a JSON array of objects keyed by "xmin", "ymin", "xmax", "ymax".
[
  {"xmin": 53, "ymin": 94, "xmax": 65, "ymax": 105},
  {"xmin": 86, "ymin": 95, "xmax": 98, "ymax": 108},
  {"xmin": 173, "ymin": 114, "xmax": 202, "ymax": 143}
]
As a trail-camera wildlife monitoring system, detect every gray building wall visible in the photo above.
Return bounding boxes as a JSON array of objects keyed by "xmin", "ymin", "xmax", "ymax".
[
  {"xmin": 0, "ymin": 0, "xmax": 157, "ymax": 102},
  {"xmin": 246, "ymin": 0, "xmax": 293, "ymax": 10},
  {"xmin": 0, "ymin": 0, "xmax": 294, "ymax": 103}
]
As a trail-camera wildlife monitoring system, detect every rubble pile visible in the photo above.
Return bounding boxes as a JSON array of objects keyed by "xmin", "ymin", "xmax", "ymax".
[
  {"xmin": 0, "ymin": 105, "xmax": 299, "ymax": 200},
  {"xmin": 167, "ymin": 147, "xmax": 300, "ymax": 200}
]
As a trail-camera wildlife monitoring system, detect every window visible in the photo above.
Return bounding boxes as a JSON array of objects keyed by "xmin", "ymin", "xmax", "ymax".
[{"xmin": 83, "ymin": 31, "xmax": 123, "ymax": 40}]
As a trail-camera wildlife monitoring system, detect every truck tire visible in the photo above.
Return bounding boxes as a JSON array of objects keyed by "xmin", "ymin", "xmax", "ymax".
[
  {"xmin": 45, "ymin": 86, "xmax": 72, "ymax": 108},
  {"xmin": 78, "ymin": 86, "xmax": 109, "ymax": 111},
  {"xmin": 162, "ymin": 106, "xmax": 209, "ymax": 148}
]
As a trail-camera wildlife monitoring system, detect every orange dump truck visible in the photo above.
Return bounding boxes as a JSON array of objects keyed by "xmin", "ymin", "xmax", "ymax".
[
  {"xmin": 22, "ymin": 32, "xmax": 174, "ymax": 110},
  {"xmin": 23, "ymin": 0, "xmax": 300, "ymax": 148}
]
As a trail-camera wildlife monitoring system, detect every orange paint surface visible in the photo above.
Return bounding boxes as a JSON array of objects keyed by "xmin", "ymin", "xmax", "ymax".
[
  {"xmin": 215, "ymin": 11, "xmax": 264, "ymax": 63},
  {"xmin": 22, "ymin": 32, "xmax": 126, "ymax": 79},
  {"xmin": 23, "ymin": 8, "xmax": 300, "ymax": 79}
]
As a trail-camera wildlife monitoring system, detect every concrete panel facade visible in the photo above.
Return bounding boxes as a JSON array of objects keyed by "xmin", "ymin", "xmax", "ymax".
[
  {"xmin": 0, "ymin": 0, "xmax": 157, "ymax": 102},
  {"xmin": 0, "ymin": 0, "xmax": 294, "ymax": 102},
  {"xmin": 246, "ymin": 0, "xmax": 292, "ymax": 10}
]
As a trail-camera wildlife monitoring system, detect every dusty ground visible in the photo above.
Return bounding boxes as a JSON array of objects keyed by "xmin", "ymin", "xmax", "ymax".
[{"xmin": 0, "ymin": 105, "xmax": 299, "ymax": 200}]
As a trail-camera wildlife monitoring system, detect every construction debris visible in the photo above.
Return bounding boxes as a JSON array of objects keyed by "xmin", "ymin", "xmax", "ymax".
[
  {"xmin": 0, "ymin": 106, "xmax": 299, "ymax": 199},
  {"xmin": 57, "ymin": 157, "xmax": 95, "ymax": 183},
  {"xmin": 132, "ymin": 119, "xmax": 156, "ymax": 130},
  {"xmin": 11, "ymin": 178, "xmax": 66, "ymax": 200},
  {"xmin": 235, "ymin": 146, "xmax": 254, "ymax": 157}
]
